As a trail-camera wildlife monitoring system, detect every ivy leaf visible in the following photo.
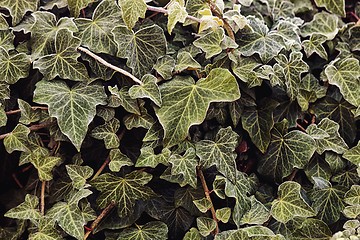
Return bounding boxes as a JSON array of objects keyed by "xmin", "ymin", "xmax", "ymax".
[
  {"xmin": 301, "ymin": 12, "xmax": 339, "ymax": 40},
  {"xmin": 0, "ymin": 15, "xmax": 14, "ymax": 51},
  {"xmin": 175, "ymin": 52, "xmax": 202, "ymax": 72},
  {"xmin": 91, "ymin": 118, "xmax": 120, "ymax": 149},
  {"xmin": 344, "ymin": 185, "xmax": 360, "ymax": 206},
  {"xmin": 302, "ymin": 34, "xmax": 328, "ymax": 60},
  {"xmin": 4, "ymin": 194, "xmax": 41, "ymax": 221},
  {"xmin": 237, "ymin": 16, "xmax": 285, "ymax": 63},
  {"xmin": 196, "ymin": 217, "xmax": 216, "ymax": 237},
  {"xmin": 153, "ymin": 56, "xmax": 175, "ymax": 80},
  {"xmin": 33, "ymin": 29, "xmax": 89, "ymax": 81},
  {"xmin": 91, "ymin": 171, "xmax": 156, "ymax": 217},
  {"xmin": 343, "ymin": 141, "xmax": 360, "ymax": 165},
  {"xmin": 18, "ymin": 99, "xmax": 41, "ymax": 125},
  {"xmin": 118, "ymin": 0, "xmax": 147, "ymax": 29},
  {"xmin": 292, "ymin": 218, "xmax": 332, "ymax": 240},
  {"xmin": 193, "ymin": 198, "xmax": 212, "ymax": 213},
  {"xmin": 193, "ymin": 28, "xmax": 224, "ymax": 59},
  {"xmin": 183, "ymin": 228, "xmax": 202, "ymax": 240},
  {"xmin": 135, "ymin": 147, "xmax": 170, "ymax": 168},
  {"xmin": 240, "ymin": 196, "xmax": 270, "ymax": 225},
  {"xmin": 216, "ymin": 207, "xmax": 231, "ymax": 223},
  {"xmin": 28, "ymin": 218, "xmax": 63, "ymax": 240},
  {"xmin": 304, "ymin": 154, "xmax": 332, "ymax": 182},
  {"xmin": 108, "ymin": 86, "xmax": 140, "ymax": 115},
  {"xmin": 0, "ymin": 107, "xmax": 6, "ymax": 127},
  {"xmin": 297, "ymin": 74, "xmax": 327, "ymax": 111},
  {"xmin": 156, "ymin": 68, "xmax": 240, "ymax": 147},
  {"xmin": 31, "ymin": 156, "xmax": 62, "ymax": 181},
  {"xmin": 75, "ymin": 0, "xmax": 122, "ymax": 55},
  {"xmin": 0, "ymin": 46, "xmax": 30, "ymax": 84},
  {"xmin": 33, "ymin": 80, "xmax": 107, "ymax": 151},
  {"xmin": 307, "ymin": 118, "xmax": 348, "ymax": 154},
  {"xmin": 313, "ymin": 0, "xmax": 345, "ymax": 17},
  {"xmin": 167, "ymin": 0, "xmax": 188, "ymax": 35},
  {"xmin": 67, "ymin": 0, "xmax": 93, "ymax": 17},
  {"xmin": 258, "ymin": 120, "xmax": 316, "ymax": 182},
  {"xmin": 241, "ymin": 99, "xmax": 277, "ymax": 153},
  {"xmin": 169, "ymin": 148, "xmax": 198, "ymax": 188},
  {"xmin": 129, "ymin": 74, "xmax": 162, "ymax": 107},
  {"xmin": 112, "ymin": 24, "xmax": 166, "ymax": 78},
  {"xmin": 309, "ymin": 177, "xmax": 345, "ymax": 224},
  {"xmin": 123, "ymin": 103, "xmax": 155, "ymax": 130},
  {"xmin": 3, "ymin": 124, "xmax": 30, "ymax": 153},
  {"xmin": 0, "ymin": 0, "xmax": 39, "ymax": 25},
  {"xmin": 108, "ymin": 148, "xmax": 133, "ymax": 172},
  {"xmin": 324, "ymin": 58, "xmax": 360, "ymax": 108},
  {"xmin": 271, "ymin": 181, "xmax": 315, "ymax": 223},
  {"xmin": 66, "ymin": 165, "xmax": 94, "ymax": 189},
  {"xmin": 118, "ymin": 221, "xmax": 168, "ymax": 240}
]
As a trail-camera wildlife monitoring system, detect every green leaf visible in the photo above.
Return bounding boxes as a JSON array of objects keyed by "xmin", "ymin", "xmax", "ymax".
[
  {"xmin": 135, "ymin": 147, "xmax": 170, "ymax": 168},
  {"xmin": 258, "ymin": 120, "xmax": 316, "ymax": 182},
  {"xmin": 118, "ymin": 221, "xmax": 168, "ymax": 240},
  {"xmin": 169, "ymin": 148, "xmax": 198, "ymax": 188},
  {"xmin": 33, "ymin": 29, "xmax": 89, "ymax": 81},
  {"xmin": 240, "ymin": 196, "xmax": 270, "ymax": 225},
  {"xmin": 314, "ymin": 0, "xmax": 345, "ymax": 17},
  {"xmin": 108, "ymin": 148, "xmax": 133, "ymax": 172},
  {"xmin": 237, "ymin": 16, "xmax": 285, "ymax": 63},
  {"xmin": 309, "ymin": 177, "xmax": 345, "ymax": 224},
  {"xmin": 304, "ymin": 154, "xmax": 332, "ymax": 182},
  {"xmin": 230, "ymin": 53, "xmax": 262, "ymax": 86},
  {"xmin": 193, "ymin": 198, "xmax": 212, "ymax": 213},
  {"xmin": 175, "ymin": 51, "xmax": 202, "ymax": 72},
  {"xmin": 119, "ymin": 0, "xmax": 147, "ymax": 29},
  {"xmin": 31, "ymin": 156, "xmax": 61, "ymax": 181},
  {"xmin": 18, "ymin": 99, "xmax": 41, "ymax": 125},
  {"xmin": 343, "ymin": 141, "xmax": 360, "ymax": 165},
  {"xmin": 91, "ymin": 171, "xmax": 156, "ymax": 217},
  {"xmin": 0, "ymin": 106, "xmax": 6, "ymax": 127},
  {"xmin": 196, "ymin": 217, "xmax": 216, "ymax": 237},
  {"xmin": 241, "ymin": 99, "xmax": 277, "ymax": 153},
  {"xmin": 108, "ymin": 86, "xmax": 140, "ymax": 115},
  {"xmin": 153, "ymin": 56, "xmax": 175, "ymax": 80},
  {"xmin": 4, "ymin": 124, "xmax": 30, "ymax": 153},
  {"xmin": 4, "ymin": 194, "xmax": 41, "ymax": 221},
  {"xmin": 67, "ymin": 0, "xmax": 93, "ymax": 17},
  {"xmin": 193, "ymin": 28, "xmax": 224, "ymax": 59},
  {"xmin": 123, "ymin": 104, "xmax": 155, "ymax": 130},
  {"xmin": 112, "ymin": 24, "xmax": 166, "ymax": 78},
  {"xmin": 324, "ymin": 58, "xmax": 360, "ymax": 108},
  {"xmin": 75, "ymin": 0, "xmax": 122, "ymax": 55},
  {"xmin": 292, "ymin": 218, "xmax": 332, "ymax": 240},
  {"xmin": 301, "ymin": 12, "xmax": 339, "ymax": 40},
  {"xmin": 216, "ymin": 207, "xmax": 231, "ymax": 223},
  {"xmin": 156, "ymin": 68, "xmax": 240, "ymax": 147},
  {"xmin": 33, "ymin": 80, "xmax": 107, "ymax": 151},
  {"xmin": 129, "ymin": 74, "xmax": 162, "ymax": 107},
  {"xmin": 0, "ymin": 0, "xmax": 39, "ymax": 25},
  {"xmin": 343, "ymin": 205, "xmax": 360, "ymax": 219},
  {"xmin": 91, "ymin": 118, "xmax": 120, "ymax": 149},
  {"xmin": 183, "ymin": 228, "xmax": 202, "ymax": 240},
  {"xmin": 28, "ymin": 218, "xmax": 63, "ymax": 240},
  {"xmin": 0, "ymin": 46, "xmax": 30, "ymax": 84},
  {"xmin": 271, "ymin": 181, "xmax": 315, "ymax": 223},
  {"xmin": 297, "ymin": 74, "xmax": 327, "ymax": 111},
  {"xmin": 66, "ymin": 165, "xmax": 94, "ymax": 189},
  {"xmin": 196, "ymin": 127, "xmax": 239, "ymax": 182},
  {"xmin": 302, "ymin": 34, "xmax": 328, "ymax": 60},
  {"xmin": 344, "ymin": 185, "xmax": 360, "ymax": 206},
  {"xmin": 167, "ymin": 0, "xmax": 188, "ymax": 35}
]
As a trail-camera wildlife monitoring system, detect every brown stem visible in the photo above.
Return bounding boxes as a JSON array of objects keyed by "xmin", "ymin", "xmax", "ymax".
[
  {"xmin": 197, "ymin": 167, "xmax": 219, "ymax": 235},
  {"xmin": 287, "ymin": 168, "xmax": 299, "ymax": 181},
  {"xmin": 91, "ymin": 156, "xmax": 110, "ymax": 181},
  {"xmin": 83, "ymin": 201, "xmax": 116, "ymax": 240},
  {"xmin": 5, "ymin": 106, "xmax": 48, "ymax": 115},
  {"xmin": 40, "ymin": 181, "xmax": 46, "ymax": 215},
  {"xmin": 208, "ymin": 1, "xmax": 235, "ymax": 41},
  {"xmin": 0, "ymin": 120, "xmax": 54, "ymax": 140},
  {"xmin": 296, "ymin": 123, "xmax": 307, "ymax": 132}
]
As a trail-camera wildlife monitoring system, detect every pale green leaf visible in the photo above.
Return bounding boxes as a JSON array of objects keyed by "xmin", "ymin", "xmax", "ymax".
[
  {"xmin": 167, "ymin": 1, "xmax": 188, "ymax": 35},
  {"xmin": 175, "ymin": 51, "xmax": 201, "ymax": 72},
  {"xmin": 343, "ymin": 205, "xmax": 360, "ymax": 219},
  {"xmin": 129, "ymin": 74, "xmax": 162, "ymax": 107},
  {"xmin": 156, "ymin": 68, "xmax": 240, "ymax": 147},
  {"xmin": 119, "ymin": 0, "xmax": 147, "ymax": 29},
  {"xmin": 183, "ymin": 228, "xmax": 202, "ymax": 240},
  {"xmin": 123, "ymin": 104, "xmax": 155, "ymax": 130},
  {"xmin": 169, "ymin": 148, "xmax": 198, "ymax": 188},
  {"xmin": 66, "ymin": 165, "xmax": 94, "ymax": 189},
  {"xmin": 325, "ymin": 58, "xmax": 360, "ymax": 108},
  {"xmin": 18, "ymin": 99, "xmax": 41, "ymax": 125},
  {"xmin": 112, "ymin": 24, "xmax": 166, "ymax": 77},
  {"xmin": 75, "ymin": 0, "xmax": 122, "ymax": 55},
  {"xmin": 33, "ymin": 29, "xmax": 89, "ymax": 81},
  {"xmin": 108, "ymin": 86, "xmax": 140, "ymax": 115},
  {"xmin": 193, "ymin": 198, "xmax": 212, "ymax": 213},
  {"xmin": 237, "ymin": 16, "xmax": 285, "ymax": 63},
  {"xmin": 271, "ymin": 181, "xmax": 315, "ymax": 223},
  {"xmin": 96, "ymin": 106, "xmax": 115, "ymax": 121},
  {"xmin": 307, "ymin": 118, "xmax": 348, "ymax": 154},
  {"xmin": 197, "ymin": 217, "xmax": 216, "ymax": 237},
  {"xmin": 193, "ymin": 28, "xmax": 224, "ymax": 59},
  {"xmin": 67, "ymin": 0, "xmax": 93, "ymax": 17},
  {"xmin": 0, "ymin": 46, "xmax": 30, "ymax": 84},
  {"xmin": 231, "ymin": 53, "xmax": 262, "ymax": 85},
  {"xmin": 332, "ymin": 167, "xmax": 360, "ymax": 188},
  {"xmin": 216, "ymin": 207, "xmax": 231, "ymax": 223},
  {"xmin": 33, "ymin": 80, "xmax": 107, "ymax": 151},
  {"xmin": 135, "ymin": 147, "xmax": 170, "ymax": 168},
  {"xmin": 117, "ymin": 221, "xmax": 168, "ymax": 240},
  {"xmin": 314, "ymin": 0, "xmax": 345, "ymax": 17},
  {"xmin": 302, "ymin": 34, "xmax": 328, "ymax": 60},
  {"xmin": 292, "ymin": 218, "xmax": 332, "ymax": 240},
  {"xmin": 31, "ymin": 156, "xmax": 61, "ymax": 181},
  {"xmin": 301, "ymin": 12, "xmax": 339, "ymax": 40},
  {"xmin": 108, "ymin": 148, "xmax": 133, "ymax": 172},
  {"xmin": 344, "ymin": 185, "xmax": 360, "ymax": 206},
  {"xmin": 0, "ymin": 106, "xmax": 6, "ymax": 127},
  {"xmin": 240, "ymin": 196, "xmax": 270, "ymax": 225},
  {"xmin": 4, "ymin": 194, "xmax": 41, "ymax": 221},
  {"xmin": 4, "ymin": 124, "xmax": 30, "ymax": 153},
  {"xmin": 0, "ymin": 0, "xmax": 39, "ymax": 25},
  {"xmin": 297, "ymin": 74, "xmax": 327, "ymax": 111},
  {"xmin": 0, "ymin": 29, "xmax": 14, "ymax": 52},
  {"xmin": 91, "ymin": 171, "xmax": 156, "ymax": 217},
  {"xmin": 310, "ymin": 177, "xmax": 345, "ymax": 224},
  {"xmin": 196, "ymin": 127, "xmax": 239, "ymax": 182},
  {"xmin": 343, "ymin": 141, "xmax": 360, "ymax": 165},
  {"xmin": 28, "ymin": 218, "xmax": 63, "ymax": 240},
  {"xmin": 153, "ymin": 56, "xmax": 175, "ymax": 80},
  {"xmin": 304, "ymin": 154, "xmax": 332, "ymax": 182},
  {"xmin": 258, "ymin": 120, "xmax": 316, "ymax": 182},
  {"xmin": 91, "ymin": 118, "xmax": 120, "ymax": 149}
]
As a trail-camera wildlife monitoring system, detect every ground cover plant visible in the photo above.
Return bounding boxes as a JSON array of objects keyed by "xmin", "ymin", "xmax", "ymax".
[{"xmin": 0, "ymin": 0, "xmax": 359, "ymax": 239}]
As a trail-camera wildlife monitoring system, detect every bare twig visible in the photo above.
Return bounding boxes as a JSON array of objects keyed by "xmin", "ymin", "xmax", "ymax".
[
  {"xmin": 197, "ymin": 168, "xmax": 219, "ymax": 235},
  {"xmin": 0, "ymin": 120, "xmax": 54, "ymax": 140},
  {"xmin": 77, "ymin": 46, "xmax": 143, "ymax": 85},
  {"xmin": 83, "ymin": 201, "xmax": 117, "ymax": 240},
  {"xmin": 287, "ymin": 168, "xmax": 299, "ymax": 181},
  {"xmin": 40, "ymin": 181, "xmax": 46, "ymax": 215},
  {"xmin": 6, "ymin": 106, "xmax": 48, "ymax": 115},
  {"xmin": 146, "ymin": 5, "xmax": 202, "ymax": 23}
]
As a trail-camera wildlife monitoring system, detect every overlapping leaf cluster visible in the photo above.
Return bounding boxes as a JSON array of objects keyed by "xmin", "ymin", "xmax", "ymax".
[{"xmin": 0, "ymin": 0, "xmax": 359, "ymax": 239}]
